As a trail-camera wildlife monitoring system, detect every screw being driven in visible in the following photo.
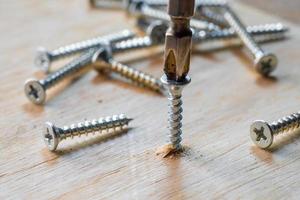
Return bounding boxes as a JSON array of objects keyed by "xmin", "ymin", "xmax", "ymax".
[
  {"xmin": 161, "ymin": 0, "xmax": 195, "ymax": 151},
  {"xmin": 35, "ymin": 30, "xmax": 135, "ymax": 73},
  {"xmin": 44, "ymin": 114, "xmax": 132, "ymax": 151},
  {"xmin": 250, "ymin": 112, "xmax": 300, "ymax": 149}
]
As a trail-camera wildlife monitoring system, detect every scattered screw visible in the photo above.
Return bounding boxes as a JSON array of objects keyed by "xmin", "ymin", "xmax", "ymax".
[
  {"xmin": 26, "ymin": 48, "xmax": 101, "ymax": 105},
  {"xmin": 250, "ymin": 112, "xmax": 300, "ymax": 149},
  {"xmin": 128, "ymin": 0, "xmax": 219, "ymax": 31},
  {"xmin": 193, "ymin": 23, "xmax": 288, "ymax": 44},
  {"xmin": 93, "ymin": 47, "xmax": 165, "ymax": 93},
  {"xmin": 35, "ymin": 30, "xmax": 135, "ymax": 73},
  {"xmin": 44, "ymin": 114, "xmax": 132, "ymax": 151}
]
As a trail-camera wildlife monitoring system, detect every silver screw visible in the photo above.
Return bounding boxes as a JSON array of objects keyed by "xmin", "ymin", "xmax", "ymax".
[
  {"xmin": 44, "ymin": 114, "xmax": 132, "ymax": 151},
  {"xmin": 221, "ymin": 4, "xmax": 278, "ymax": 76},
  {"xmin": 128, "ymin": 1, "xmax": 220, "ymax": 31},
  {"xmin": 250, "ymin": 112, "xmax": 300, "ymax": 149},
  {"xmin": 90, "ymin": 0, "xmax": 167, "ymax": 9},
  {"xmin": 111, "ymin": 20, "xmax": 168, "ymax": 52},
  {"xmin": 193, "ymin": 23, "xmax": 288, "ymax": 44},
  {"xmin": 93, "ymin": 47, "xmax": 165, "ymax": 93},
  {"xmin": 35, "ymin": 30, "xmax": 135, "ymax": 73},
  {"xmin": 26, "ymin": 48, "xmax": 102, "ymax": 105},
  {"xmin": 105, "ymin": 59, "xmax": 164, "ymax": 93},
  {"xmin": 161, "ymin": 75, "xmax": 191, "ymax": 150}
]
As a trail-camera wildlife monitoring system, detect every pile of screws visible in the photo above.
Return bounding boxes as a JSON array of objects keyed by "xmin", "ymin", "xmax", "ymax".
[{"xmin": 25, "ymin": 0, "xmax": 291, "ymax": 152}]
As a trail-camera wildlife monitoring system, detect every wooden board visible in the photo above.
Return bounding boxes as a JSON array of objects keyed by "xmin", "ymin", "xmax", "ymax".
[{"xmin": 1, "ymin": 0, "xmax": 300, "ymax": 199}]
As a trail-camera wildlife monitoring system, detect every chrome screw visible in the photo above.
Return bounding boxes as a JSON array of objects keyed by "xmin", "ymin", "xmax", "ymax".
[
  {"xmin": 223, "ymin": 7, "xmax": 278, "ymax": 76},
  {"xmin": 35, "ymin": 30, "xmax": 135, "ymax": 73},
  {"xmin": 111, "ymin": 20, "xmax": 168, "ymax": 52},
  {"xmin": 93, "ymin": 47, "xmax": 165, "ymax": 93},
  {"xmin": 128, "ymin": 1, "xmax": 220, "ymax": 31},
  {"xmin": 250, "ymin": 112, "xmax": 300, "ymax": 149},
  {"xmin": 90, "ymin": 0, "xmax": 167, "ymax": 9},
  {"xmin": 44, "ymin": 114, "xmax": 132, "ymax": 151},
  {"xmin": 105, "ymin": 59, "xmax": 164, "ymax": 93},
  {"xmin": 195, "ymin": 1, "xmax": 279, "ymax": 75},
  {"xmin": 193, "ymin": 23, "xmax": 288, "ymax": 44},
  {"xmin": 26, "ymin": 48, "xmax": 101, "ymax": 105},
  {"xmin": 161, "ymin": 75, "xmax": 191, "ymax": 150}
]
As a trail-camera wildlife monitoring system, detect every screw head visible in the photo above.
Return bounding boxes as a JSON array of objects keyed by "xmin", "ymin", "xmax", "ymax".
[
  {"xmin": 44, "ymin": 122, "xmax": 59, "ymax": 151},
  {"xmin": 250, "ymin": 120, "xmax": 273, "ymax": 149},
  {"xmin": 254, "ymin": 53, "xmax": 278, "ymax": 76},
  {"xmin": 34, "ymin": 47, "xmax": 51, "ymax": 73},
  {"xmin": 147, "ymin": 21, "xmax": 168, "ymax": 44},
  {"xmin": 24, "ymin": 79, "xmax": 46, "ymax": 105}
]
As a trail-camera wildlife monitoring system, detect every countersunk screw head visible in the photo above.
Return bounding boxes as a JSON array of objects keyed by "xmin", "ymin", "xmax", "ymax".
[
  {"xmin": 24, "ymin": 79, "xmax": 46, "ymax": 105},
  {"xmin": 44, "ymin": 122, "xmax": 59, "ymax": 151},
  {"xmin": 147, "ymin": 21, "xmax": 168, "ymax": 44},
  {"xmin": 250, "ymin": 120, "xmax": 273, "ymax": 149},
  {"xmin": 35, "ymin": 47, "xmax": 51, "ymax": 73},
  {"xmin": 254, "ymin": 53, "xmax": 278, "ymax": 76}
]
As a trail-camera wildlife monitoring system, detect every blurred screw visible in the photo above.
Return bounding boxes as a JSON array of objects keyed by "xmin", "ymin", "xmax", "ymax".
[
  {"xmin": 128, "ymin": 0, "xmax": 220, "ymax": 31},
  {"xmin": 35, "ymin": 30, "xmax": 135, "ymax": 73},
  {"xmin": 223, "ymin": 6, "xmax": 278, "ymax": 76}
]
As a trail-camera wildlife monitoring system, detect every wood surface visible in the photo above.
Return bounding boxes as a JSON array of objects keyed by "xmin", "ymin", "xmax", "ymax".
[{"xmin": 1, "ymin": 0, "xmax": 300, "ymax": 199}]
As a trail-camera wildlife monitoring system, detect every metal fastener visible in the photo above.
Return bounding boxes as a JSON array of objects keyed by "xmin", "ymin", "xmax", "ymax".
[
  {"xmin": 250, "ymin": 112, "xmax": 300, "ymax": 149},
  {"xmin": 44, "ymin": 114, "xmax": 132, "ymax": 151},
  {"xmin": 93, "ymin": 47, "xmax": 165, "ymax": 93},
  {"xmin": 161, "ymin": 0, "xmax": 195, "ymax": 151},
  {"xmin": 35, "ymin": 30, "xmax": 135, "ymax": 73},
  {"xmin": 193, "ymin": 23, "xmax": 288, "ymax": 44},
  {"xmin": 128, "ymin": 0, "xmax": 219, "ymax": 31},
  {"xmin": 223, "ymin": 6, "xmax": 278, "ymax": 76},
  {"xmin": 26, "ymin": 48, "xmax": 101, "ymax": 105}
]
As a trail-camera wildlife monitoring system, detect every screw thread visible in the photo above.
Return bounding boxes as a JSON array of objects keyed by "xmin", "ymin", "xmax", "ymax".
[
  {"xmin": 224, "ymin": 8, "xmax": 263, "ymax": 56},
  {"xmin": 197, "ymin": 8, "xmax": 228, "ymax": 27},
  {"xmin": 167, "ymin": 87, "xmax": 184, "ymax": 150},
  {"xmin": 193, "ymin": 23, "xmax": 287, "ymax": 43},
  {"xmin": 49, "ymin": 30, "xmax": 134, "ymax": 61},
  {"xmin": 107, "ymin": 59, "xmax": 164, "ymax": 93},
  {"xmin": 270, "ymin": 112, "xmax": 300, "ymax": 135},
  {"xmin": 41, "ymin": 49, "xmax": 96, "ymax": 89},
  {"xmin": 56, "ymin": 114, "xmax": 132, "ymax": 140},
  {"xmin": 111, "ymin": 36, "xmax": 152, "ymax": 53}
]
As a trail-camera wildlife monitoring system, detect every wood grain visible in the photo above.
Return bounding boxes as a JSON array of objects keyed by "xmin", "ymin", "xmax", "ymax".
[{"xmin": 1, "ymin": 0, "xmax": 300, "ymax": 199}]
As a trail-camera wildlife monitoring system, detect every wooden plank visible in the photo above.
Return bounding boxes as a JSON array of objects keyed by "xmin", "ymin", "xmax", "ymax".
[{"xmin": 1, "ymin": 0, "xmax": 300, "ymax": 199}]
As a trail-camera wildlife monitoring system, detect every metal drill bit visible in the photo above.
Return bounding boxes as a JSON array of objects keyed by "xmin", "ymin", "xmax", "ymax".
[
  {"xmin": 44, "ymin": 114, "xmax": 132, "ymax": 151},
  {"xmin": 35, "ymin": 30, "xmax": 135, "ymax": 73},
  {"xmin": 161, "ymin": 0, "xmax": 195, "ymax": 151}
]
